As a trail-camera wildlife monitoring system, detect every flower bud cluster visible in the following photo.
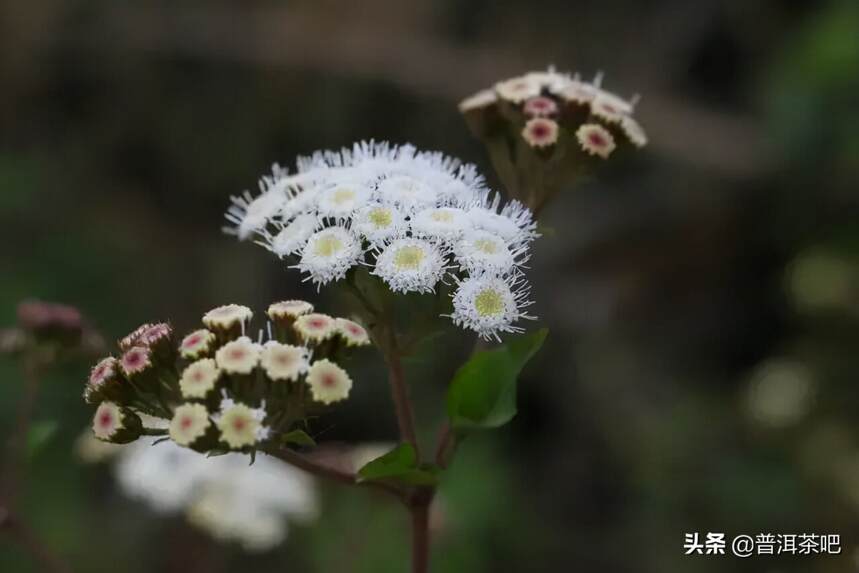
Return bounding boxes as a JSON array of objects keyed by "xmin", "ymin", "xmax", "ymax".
[
  {"xmin": 459, "ymin": 67, "xmax": 647, "ymax": 210},
  {"xmin": 84, "ymin": 301, "xmax": 370, "ymax": 454},
  {"xmin": 1, "ymin": 300, "xmax": 103, "ymax": 358}
]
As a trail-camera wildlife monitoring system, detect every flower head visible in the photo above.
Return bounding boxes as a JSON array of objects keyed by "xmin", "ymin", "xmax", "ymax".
[
  {"xmin": 215, "ymin": 337, "xmax": 261, "ymax": 374},
  {"xmin": 458, "ymin": 88, "xmax": 497, "ymax": 113},
  {"xmin": 522, "ymin": 118, "xmax": 559, "ymax": 148},
  {"xmin": 620, "ymin": 115, "xmax": 648, "ymax": 148},
  {"xmin": 217, "ymin": 402, "xmax": 268, "ymax": 449},
  {"xmin": 523, "ymin": 96, "xmax": 558, "ymax": 117},
  {"xmin": 203, "ymin": 305, "xmax": 253, "ymax": 331},
  {"xmin": 454, "ymin": 230, "xmax": 522, "ymax": 275},
  {"xmin": 559, "ymin": 80, "xmax": 598, "ymax": 104},
  {"xmin": 306, "ymin": 359, "xmax": 352, "ymax": 405},
  {"xmin": 467, "ymin": 197, "xmax": 537, "ymax": 246},
  {"xmin": 260, "ymin": 341, "xmax": 308, "ymax": 382},
  {"xmin": 352, "ymin": 203, "xmax": 408, "ymax": 245},
  {"xmin": 590, "ymin": 93, "xmax": 630, "ymax": 124},
  {"xmin": 335, "ymin": 318, "xmax": 370, "ymax": 347},
  {"xmin": 495, "ymin": 76, "xmax": 541, "ymax": 103},
  {"xmin": 180, "ymin": 358, "xmax": 221, "ymax": 398},
  {"xmin": 293, "ymin": 313, "xmax": 336, "ymax": 343},
  {"xmin": 267, "ymin": 300, "xmax": 314, "ymax": 321},
  {"xmin": 93, "ymin": 402, "xmax": 124, "ymax": 441},
  {"xmin": 316, "ymin": 182, "xmax": 372, "ymax": 219},
  {"xmin": 119, "ymin": 323, "xmax": 171, "ymax": 351},
  {"xmin": 265, "ymin": 214, "xmax": 320, "ymax": 257},
  {"xmin": 169, "ymin": 403, "xmax": 212, "ymax": 446},
  {"xmin": 180, "ymin": 329, "xmax": 216, "ymax": 360},
  {"xmin": 576, "ymin": 123, "xmax": 616, "ymax": 159},
  {"xmin": 372, "ymin": 238, "xmax": 447, "ymax": 294},
  {"xmin": 377, "ymin": 175, "xmax": 438, "ymax": 213},
  {"xmin": 295, "ymin": 227, "xmax": 363, "ymax": 286},
  {"xmin": 225, "ymin": 179, "xmax": 289, "ymax": 240},
  {"xmin": 89, "ymin": 357, "xmax": 117, "ymax": 389},
  {"xmin": 450, "ymin": 275, "xmax": 534, "ymax": 341},
  {"xmin": 410, "ymin": 207, "xmax": 472, "ymax": 242},
  {"xmin": 121, "ymin": 346, "xmax": 152, "ymax": 377}
]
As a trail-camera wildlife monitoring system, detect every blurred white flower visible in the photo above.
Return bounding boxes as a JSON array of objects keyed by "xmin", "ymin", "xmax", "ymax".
[
  {"xmin": 92, "ymin": 435, "xmax": 318, "ymax": 551},
  {"xmin": 745, "ymin": 358, "xmax": 815, "ymax": 428}
]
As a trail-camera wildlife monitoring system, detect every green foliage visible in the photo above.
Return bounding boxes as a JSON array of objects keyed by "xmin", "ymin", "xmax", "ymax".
[
  {"xmin": 446, "ymin": 329, "xmax": 547, "ymax": 431},
  {"xmin": 26, "ymin": 420, "xmax": 58, "ymax": 459},
  {"xmin": 282, "ymin": 429, "xmax": 317, "ymax": 447},
  {"xmin": 357, "ymin": 444, "xmax": 439, "ymax": 486}
]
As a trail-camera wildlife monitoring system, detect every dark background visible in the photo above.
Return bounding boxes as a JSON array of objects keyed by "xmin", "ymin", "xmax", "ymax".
[{"xmin": 1, "ymin": 0, "xmax": 858, "ymax": 571}]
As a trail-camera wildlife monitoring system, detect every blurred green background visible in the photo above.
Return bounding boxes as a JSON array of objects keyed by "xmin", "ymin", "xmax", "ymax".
[{"xmin": 2, "ymin": 0, "xmax": 859, "ymax": 571}]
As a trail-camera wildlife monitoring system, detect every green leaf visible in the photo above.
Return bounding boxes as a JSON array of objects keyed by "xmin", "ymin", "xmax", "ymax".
[
  {"xmin": 357, "ymin": 444, "xmax": 439, "ymax": 486},
  {"xmin": 446, "ymin": 329, "xmax": 548, "ymax": 431},
  {"xmin": 26, "ymin": 420, "xmax": 58, "ymax": 458},
  {"xmin": 282, "ymin": 429, "xmax": 316, "ymax": 447}
]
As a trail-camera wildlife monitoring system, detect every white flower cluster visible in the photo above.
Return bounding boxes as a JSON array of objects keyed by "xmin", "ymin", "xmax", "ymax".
[
  {"xmin": 78, "ymin": 431, "xmax": 318, "ymax": 552},
  {"xmin": 225, "ymin": 142, "xmax": 537, "ymax": 340}
]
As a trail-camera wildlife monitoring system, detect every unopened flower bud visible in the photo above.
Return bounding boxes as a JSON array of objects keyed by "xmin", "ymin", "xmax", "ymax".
[
  {"xmin": 216, "ymin": 402, "xmax": 268, "ymax": 449},
  {"xmin": 169, "ymin": 403, "xmax": 213, "ymax": 447},
  {"xmin": 16, "ymin": 300, "xmax": 83, "ymax": 346},
  {"xmin": 92, "ymin": 402, "xmax": 142, "ymax": 444},
  {"xmin": 293, "ymin": 313, "xmax": 336, "ymax": 344},
  {"xmin": 267, "ymin": 300, "xmax": 314, "ymax": 322},
  {"xmin": 202, "ymin": 304, "xmax": 253, "ymax": 335},
  {"xmin": 260, "ymin": 341, "xmax": 308, "ymax": 382},
  {"xmin": 306, "ymin": 359, "xmax": 353, "ymax": 405},
  {"xmin": 214, "ymin": 336, "xmax": 261, "ymax": 375},
  {"xmin": 179, "ymin": 329, "xmax": 216, "ymax": 360},
  {"xmin": 334, "ymin": 318, "xmax": 370, "ymax": 347}
]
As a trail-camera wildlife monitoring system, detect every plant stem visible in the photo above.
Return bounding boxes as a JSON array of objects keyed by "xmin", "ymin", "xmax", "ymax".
[
  {"xmin": 0, "ymin": 352, "xmax": 70, "ymax": 573},
  {"xmin": 409, "ymin": 492, "xmax": 433, "ymax": 573},
  {"xmin": 381, "ymin": 330, "xmax": 420, "ymax": 455},
  {"xmin": 433, "ymin": 422, "xmax": 456, "ymax": 469},
  {"xmin": 263, "ymin": 447, "xmax": 404, "ymax": 499},
  {"xmin": 0, "ymin": 510, "xmax": 71, "ymax": 573}
]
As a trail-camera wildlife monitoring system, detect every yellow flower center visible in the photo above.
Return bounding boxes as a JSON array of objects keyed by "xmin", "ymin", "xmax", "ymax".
[
  {"xmin": 393, "ymin": 246, "xmax": 425, "ymax": 270},
  {"xmin": 431, "ymin": 210, "xmax": 454, "ymax": 223},
  {"xmin": 474, "ymin": 238, "xmax": 499, "ymax": 254},
  {"xmin": 332, "ymin": 187, "xmax": 356, "ymax": 205},
  {"xmin": 474, "ymin": 288, "xmax": 505, "ymax": 317},
  {"xmin": 313, "ymin": 235, "xmax": 344, "ymax": 258},
  {"xmin": 368, "ymin": 208, "xmax": 392, "ymax": 229}
]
